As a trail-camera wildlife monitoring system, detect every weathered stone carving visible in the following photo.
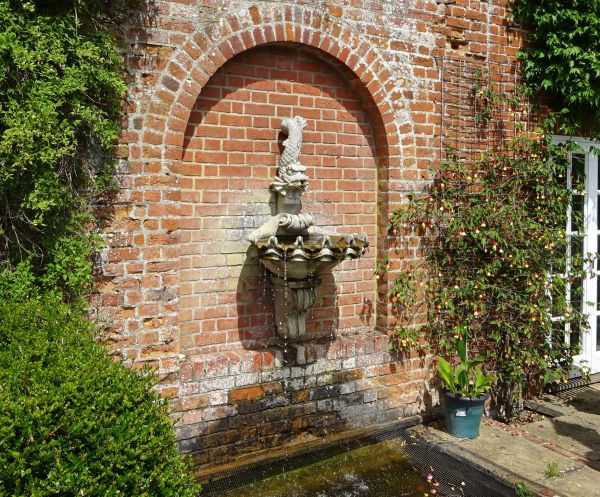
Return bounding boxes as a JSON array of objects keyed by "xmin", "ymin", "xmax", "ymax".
[
  {"xmin": 271, "ymin": 116, "xmax": 309, "ymax": 197},
  {"xmin": 248, "ymin": 117, "xmax": 369, "ymax": 344},
  {"xmin": 271, "ymin": 278, "xmax": 318, "ymax": 342},
  {"xmin": 278, "ymin": 213, "xmax": 313, "ymax": 232}
]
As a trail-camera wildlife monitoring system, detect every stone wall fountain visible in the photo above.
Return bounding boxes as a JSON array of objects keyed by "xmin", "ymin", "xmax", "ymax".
[{"xmin": 248, "ymin": 116, "xmax": 369, "ymax": 342}]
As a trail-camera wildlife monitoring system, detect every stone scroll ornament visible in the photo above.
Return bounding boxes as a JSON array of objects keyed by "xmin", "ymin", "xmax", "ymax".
[{"xmin": 271, "ymin": 116, "xmax": 309, "ymax": 196}]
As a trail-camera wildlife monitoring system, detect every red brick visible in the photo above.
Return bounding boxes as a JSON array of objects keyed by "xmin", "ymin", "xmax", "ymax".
[
  {"xmin": 230, "ymin": 385, "xmax": 264, "ymax": 402},
  {"xmin": 97, "ymin": 0, "xmax": 528, "ymax": 468}
]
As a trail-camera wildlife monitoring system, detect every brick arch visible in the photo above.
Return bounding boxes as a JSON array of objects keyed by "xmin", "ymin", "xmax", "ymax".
[
  {"xmin": 179, "ymin": 44, "xmax": 386, "ymax": 354},
  {"xmin": 139, "ymin": 4, "xmax": 411, "ymax": 167},
  {"xmin": 112, "ymin": 5, "xmax": 418, "ymax": 372},
  {"xmin": 132, "ymin": 5, "xmax": 414, "ymax": 340}
]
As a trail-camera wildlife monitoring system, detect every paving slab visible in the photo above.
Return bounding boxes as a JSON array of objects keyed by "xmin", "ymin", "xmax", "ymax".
[
  {"xmin": 413, "ymin": 385, "xmax": 600, "ymax": 497},
  {"xmin": 522, "ymin": 417, "xmax": 600, "ymax": 462},
  {"xmin": 523, "ymin": 384, "xmax": 600, "ymax": 463}
]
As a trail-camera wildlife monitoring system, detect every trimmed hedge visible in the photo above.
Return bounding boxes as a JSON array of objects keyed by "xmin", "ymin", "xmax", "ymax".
[{"xmin": 0, "ymin": 296, "xmax": 200, "ymax": 496}]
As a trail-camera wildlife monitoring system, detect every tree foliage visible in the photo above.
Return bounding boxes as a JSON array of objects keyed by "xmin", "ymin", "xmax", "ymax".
[
  {"xmin": 0, "ymin": 0, "xmax": 126, "ymax": 300},
  {"xmin": 514, "ymin": 0, "xmax": 600, "ymax": 131}
]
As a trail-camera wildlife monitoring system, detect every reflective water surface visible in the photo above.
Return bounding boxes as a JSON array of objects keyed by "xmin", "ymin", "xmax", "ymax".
[{"xmin": 223, "ymin": 441, "xmax": 433, "ymax": 497}]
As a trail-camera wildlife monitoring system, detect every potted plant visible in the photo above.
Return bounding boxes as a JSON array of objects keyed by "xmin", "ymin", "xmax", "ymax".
[{"xmin": 437, "ymin": 335, "xmax": 495, "ymax": 438}]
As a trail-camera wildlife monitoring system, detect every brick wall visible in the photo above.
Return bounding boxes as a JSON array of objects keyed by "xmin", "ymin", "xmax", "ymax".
[
  {"xmin": 179, "ymin": 45, "xmax": 378, "ymax": 355},
  {"xmin": 93, "ymin": 0, "xmax": 526, "ymax": 467}
]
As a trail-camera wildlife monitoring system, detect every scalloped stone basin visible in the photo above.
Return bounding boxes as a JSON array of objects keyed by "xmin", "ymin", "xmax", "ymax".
[
  {"xmin": 253, "ymin": 234, "xmax": 369, "ymax": 281},
  {"xmin": 250, "ymin": 233, "xmax": 368, "ymax": 342}
]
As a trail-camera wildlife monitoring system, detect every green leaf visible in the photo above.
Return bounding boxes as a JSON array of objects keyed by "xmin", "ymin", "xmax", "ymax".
[
  {"xmin": 437, "ymin": 357, "xmax": 457, "ymax": 394},
  {"xmin": 454, "ymin": 363, "xmax": 469, "ymax": 395},
  {"xmin": 456, "ymin": 336, "xmax": 468, "ymax": 363}
]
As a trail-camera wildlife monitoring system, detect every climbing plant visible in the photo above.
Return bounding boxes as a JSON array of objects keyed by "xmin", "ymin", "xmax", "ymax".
[
  {"xmin": 513, "ymin": 0, "xmax": 600, "ymax": 133},
  {"xmin": 0, "ymin": 0, "xmax": 127, "ymax": 301},
  {"xmin": 0, "ymin": 2, "xmax": 201, "ymax": 493},
  {"xmin": 387, "ymin": 78, "xmax": 592, "ymax": 420}
]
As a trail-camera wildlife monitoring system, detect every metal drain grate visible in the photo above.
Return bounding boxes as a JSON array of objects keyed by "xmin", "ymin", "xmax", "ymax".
[{"xmin": 546, "ymin": 372, "xmax": 600, "ymax": 394}]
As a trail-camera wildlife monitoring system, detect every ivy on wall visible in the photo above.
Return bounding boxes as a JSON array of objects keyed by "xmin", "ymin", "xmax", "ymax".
[
  {"xmin": 0, "ymin": 3, "xmax": 202, "ymax": 492},
  {"xmin": 514, "ymin": 0, "xmax": 600, "ymax": 132},
  {"xmin": 0, "ymin": 0, "xmax": 127, "ymax": 301}
]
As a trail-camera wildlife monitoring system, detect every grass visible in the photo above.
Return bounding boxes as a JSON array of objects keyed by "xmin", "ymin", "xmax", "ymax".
[
  {"xmin": 515, "ymin": 481, "xmax": 536, "ymax": 497},
  {"xmin": 543, "ymin": 461, "xmax": 560, "ymax": 479}
]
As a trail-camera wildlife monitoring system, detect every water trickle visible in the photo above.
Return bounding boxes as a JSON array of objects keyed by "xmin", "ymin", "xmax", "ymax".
[
  {"xmin": 330, "ymin": 265, "xmax": 342, "ymax": 340},
  {"xmin": 260, "ymin": 265, "xmax": 270, "ymax": 348},
  {"xmin": 260, "ymin": 265, "xmax": 268, "ymax": 301},
  {"xmin": 282, "ymin": 253, "xmax": 289, "ymax": 361}
]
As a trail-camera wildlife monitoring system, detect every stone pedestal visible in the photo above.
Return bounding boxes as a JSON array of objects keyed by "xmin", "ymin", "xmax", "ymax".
[
  {"xmin": 276, "ymin": 189, "xmax": 302, "ymax": 215},
  {"xmin": 271, "ymin": 275, "xmax": 320, "ymax": 342}
]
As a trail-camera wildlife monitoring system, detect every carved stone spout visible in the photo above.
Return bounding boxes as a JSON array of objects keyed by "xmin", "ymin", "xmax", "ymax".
[{"xmin": 271, "ymin": 116, "xmax": 308, "ymax": 203}]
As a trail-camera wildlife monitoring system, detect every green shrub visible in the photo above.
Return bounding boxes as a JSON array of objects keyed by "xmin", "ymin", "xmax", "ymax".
[
  {"xmin": 0, "ymin": 0, "xmax": 127, "ymax": 300},
  {"xmin": 0, "ymin": 296, "xmax": 200, "ymax": 496},
  {"xmin": 514, "ymin": 0, "xmax": 600, "ymax": 132}
]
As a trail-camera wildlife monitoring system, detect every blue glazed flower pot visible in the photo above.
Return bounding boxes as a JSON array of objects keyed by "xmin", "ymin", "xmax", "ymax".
[{"xmin": 444, "ymin": 391, "xmax": 489, "ymax": 438}]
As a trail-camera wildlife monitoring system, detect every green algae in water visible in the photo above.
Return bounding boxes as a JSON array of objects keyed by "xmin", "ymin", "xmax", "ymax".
[{"xmin": 224, "ymin": 441, "xmax": 431, "ymax": 497}]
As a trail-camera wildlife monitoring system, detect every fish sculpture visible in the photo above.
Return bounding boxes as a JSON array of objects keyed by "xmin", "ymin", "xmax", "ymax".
[{"xmin": 272, "ymin": 116, "xmax": 309, "ymax": 195}]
